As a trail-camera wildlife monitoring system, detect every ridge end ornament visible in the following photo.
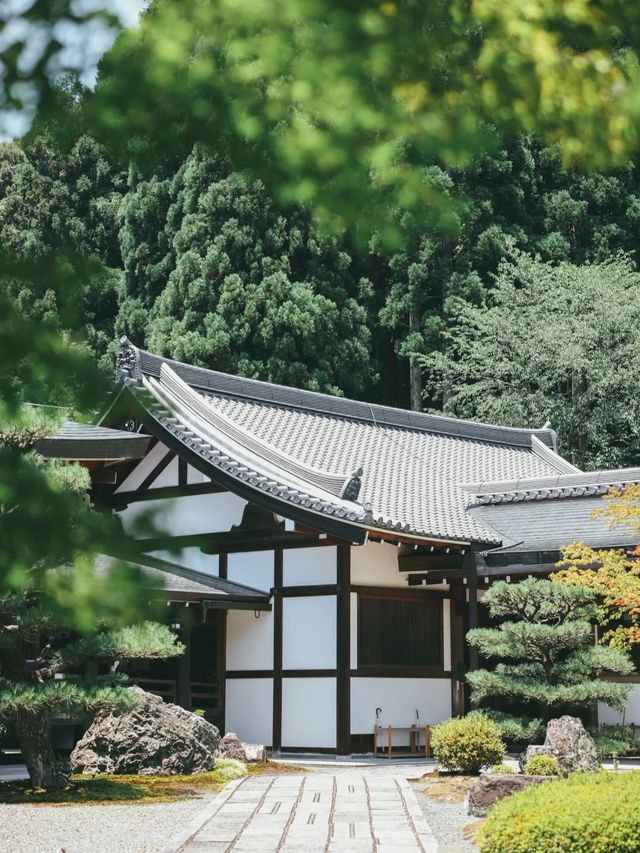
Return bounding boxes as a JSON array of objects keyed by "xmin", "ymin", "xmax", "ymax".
[
  {"xmin": 115, "ymin": 337, "xmax": 140, "ymax": 382},
  {"xmin": 341, "ymin": 466, "xmax": 364, "ymax": 501}
]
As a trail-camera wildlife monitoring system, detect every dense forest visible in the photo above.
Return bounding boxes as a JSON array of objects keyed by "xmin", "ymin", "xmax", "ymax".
[{"xmin": 4, "ymin": 92, "xmax": 640, "ymax": 468}]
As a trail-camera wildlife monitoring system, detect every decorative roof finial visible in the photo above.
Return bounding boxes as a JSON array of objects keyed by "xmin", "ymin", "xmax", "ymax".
[
  {"xmin": 341, "ymin": 466, "xmax": 364, "ymax": 501},
  {"xmin": 115, "ymin": 336, "xmax": 140, "ymax": 382},
  {"xmin": 541, "ymin": 419, "xmax": 552, "ymax": 430}
]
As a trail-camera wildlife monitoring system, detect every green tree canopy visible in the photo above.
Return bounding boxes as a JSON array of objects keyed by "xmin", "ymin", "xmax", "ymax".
[
  {"xmin": 117, "ymin": 147, "xmax": 375, "ymax": 395},
  {"xmin": 423, "ymin": 251, "xmax": 640, "ymax": 468},
  {"xmin": 85, "ymin": 0, "xmax": 640, "ymax": 239}
]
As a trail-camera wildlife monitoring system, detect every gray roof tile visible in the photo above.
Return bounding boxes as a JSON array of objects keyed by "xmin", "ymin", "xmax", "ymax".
[{"xmin": 118, "ymin": 341, "xmax": 573, "ymax": 545}]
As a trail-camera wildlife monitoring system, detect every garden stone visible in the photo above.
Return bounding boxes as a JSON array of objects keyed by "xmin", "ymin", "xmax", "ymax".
[
  {"xmin": 71, "ymin": 688, "xmax": 220, "ymax": 775},
  {"xmin": 467, "ymin": 774, "xmax": 557, "ymax": 817},
  {"xmin": 524, "ymin": 715, "xmax": 599, "ymax": 773},
  {"xmin": 218, "ymin": 731, "xmax": 266, "ymax": 762}
]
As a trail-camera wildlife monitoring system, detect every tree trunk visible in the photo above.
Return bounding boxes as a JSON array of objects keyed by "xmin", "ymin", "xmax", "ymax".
[
  {"xmin": 408, "ymin": 309, "xmax": 422, "ymax": 412},
  {"xmin": 14, "ymin": 713, "xmax": 68, "ymax": 789}
]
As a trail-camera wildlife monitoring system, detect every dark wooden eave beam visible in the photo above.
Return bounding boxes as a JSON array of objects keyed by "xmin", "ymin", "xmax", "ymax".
[{"xmin": 134, "ymin": 529, "xmax": 338, "ymax": 555}]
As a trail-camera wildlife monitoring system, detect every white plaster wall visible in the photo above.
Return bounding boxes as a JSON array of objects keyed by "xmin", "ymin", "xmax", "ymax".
[
  {"xmin": 351, "ymin": 541, "xmax": 407, "ymax": 587},
  {"xmin": 187, "ymin": 464, "xmax": 206, "ymax": 484},
  {"xmin": 119, "ymin": 491, "xmax": 247, "ymax": 537},
  {"xmin": 283, "ymin": 547, "xmax": 336, "ymax": 587},
  {"xmin": 442, "ymin": 599, "xmax": 451, "ymax": 671},
  {"xmin": 598, "ymin": 685, "xmax": 640, "ymax": 725},
  {"xmin": 282, "ymin": 678, "xmax": 336, "ymax": 748},
  {"xmin": 226, "ymin": 679, "xmax": 273, "ymax": 745},
  {"xmin": 350, "ymin": 592, "xmax": 358, "ymax": 670},
  {"xmin": 226, "ymin": 609, "xmax": 274, "ymax": 670},
  {"xmin": 351, "ymin": 677, "xmax": 452, "ymax": 741},
  {"xmin": 147, "ymin": 547, "xmax": 219, "ymax": 575},
  {"xmin": 116, "ymin": 443, "xmax": 171, "ymax": 492},
  {"xmin": 282, "ymin": 596, "xmax": 336, "ymax": 669},
  {"xmin": 227, "ymin": 550, "xmax": 274, "ymax": 590},
  {"xmin": 151, "ymin": 455, "xmax": 179, "ymax": 488}
]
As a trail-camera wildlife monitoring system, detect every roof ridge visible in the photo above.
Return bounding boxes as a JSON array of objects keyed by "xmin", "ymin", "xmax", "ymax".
[
  {"xmin": 117, "ymin": 338, "xmax": 559, "ymax": 450},
  {"xmin": 463, "ymin": 466, "xmax": 640, "ymax": 507}
]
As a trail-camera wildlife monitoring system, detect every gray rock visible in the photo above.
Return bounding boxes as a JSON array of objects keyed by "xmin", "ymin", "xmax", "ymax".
[
  {"xmin": 523, "ymin": 715, "xmax": 599, "ymax": 773},
  {"xmin": 467, "ymin": 774, "xmax": 558, "ymax": 817},
  {"xmin": 217, "ymin": 732, "xmax": 265, "ymax": 763},
  {"xmin": 71, "ymin": 688, "xmax": 220, "ymax": 775}
]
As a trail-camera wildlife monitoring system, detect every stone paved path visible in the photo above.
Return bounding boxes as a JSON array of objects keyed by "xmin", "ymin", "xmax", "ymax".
[{"xmin": 163, "ymin": 774, "xmax": 438, "ymax": 852}]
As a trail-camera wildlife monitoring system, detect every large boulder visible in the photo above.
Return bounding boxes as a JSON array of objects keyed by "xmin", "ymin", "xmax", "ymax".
[
  {"xmin": 523, "ymin": 715, "xmax": 599, "ymax": 773},
  {"xmin": 217, "ymin": 732, "xmax": 266, "ymax": 763},
  {"xmin": 468, "ymin": 774, "xmax": 558, "ymax": 817},
  {"xmin": 71, "ymin": 688, "xmax": 220, "ymax": 775}
]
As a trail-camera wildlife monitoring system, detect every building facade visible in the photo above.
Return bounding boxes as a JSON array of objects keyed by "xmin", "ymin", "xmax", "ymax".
[{"xmin": 43, "ymin": 338, "xmax": 640, "ymax": 752}]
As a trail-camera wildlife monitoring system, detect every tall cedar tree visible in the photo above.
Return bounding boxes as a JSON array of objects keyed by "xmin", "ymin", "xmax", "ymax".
[
  {"xmin": 116, "ymin": 146, "xmax": 374, "ymax": 397},
  {"xmin": 467, "ymin": 579, "xmax": 633, "ymax": 736}
]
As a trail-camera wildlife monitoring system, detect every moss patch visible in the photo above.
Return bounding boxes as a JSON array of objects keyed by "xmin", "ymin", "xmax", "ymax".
[
  {"xmin": 0, "ymin": 760, "xmax": 305, "ymax": 806},
  {"xmin": 420, "ymin": 774, "xmax": 473, "ymax": 803},
  {"xmin": 462, "ymin": 819, "xmax": 485, "ymax": 845}
]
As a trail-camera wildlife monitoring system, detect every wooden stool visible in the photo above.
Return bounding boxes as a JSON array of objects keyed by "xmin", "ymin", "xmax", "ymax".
[{"xmin": 374, "ymin": 723, "xmax": 432, "ymax": 758}]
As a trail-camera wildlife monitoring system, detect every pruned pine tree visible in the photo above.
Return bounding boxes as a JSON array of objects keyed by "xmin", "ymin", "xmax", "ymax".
[
  {"xmin": 467, "ymin": 579, "xmax": 633, "ymax": 737},
  {"xmin": 0, "ymin": 609, "xmax": 182, "ymax": 789},
  {"xmin": 0, "ymin": 412, "xmax": 183, "ymax": 790}
]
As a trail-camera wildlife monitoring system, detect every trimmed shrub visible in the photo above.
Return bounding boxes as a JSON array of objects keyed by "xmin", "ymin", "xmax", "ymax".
[
  {"xmin": 525, "ymin": 755, "xmax": 560, "ymax": 776},
  {"xmin": 479, "ymin": 771, "xmax": 640, "ymax": 853},
  {"xmin": 489, "ymin": 763, "xmax": 516, "ymax": 774},
  {"xmin": 431, "ymin": 716, "xmax": 505, "ymax": 774}
]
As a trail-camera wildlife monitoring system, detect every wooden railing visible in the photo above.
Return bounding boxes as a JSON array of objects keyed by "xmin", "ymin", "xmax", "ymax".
[
  {"xmin": 129, "ymin": 677, "xmax": 220, "ymax": 712},
  {"xmin": 131, "ymin": 677, "xmax": 177, "ymax": 704}
]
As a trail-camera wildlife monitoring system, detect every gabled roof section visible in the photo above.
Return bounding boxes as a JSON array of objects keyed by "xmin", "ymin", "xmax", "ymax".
[
  {"xmin": 94, "ymin": 553, "xmax": 271, "ymax": 607},
  {"xmin": 116, "ymin": 338, "xmax": 559, "ymax": 450},
  {"xmin": 36, "ymin": 420, "xmax": 150, "ymax": 461},
  {"xmin": 137, "ymin": 363, "xmax": 368, "ymax": 531},
  {"xmin": 114, "ymin": 338, "xmax": 576, "ymax": 546}
]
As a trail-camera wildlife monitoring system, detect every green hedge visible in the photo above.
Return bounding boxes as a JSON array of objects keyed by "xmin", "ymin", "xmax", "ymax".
[{"xmin": 479, "ymin": 771, "xmax": 640, "ymax": 853}]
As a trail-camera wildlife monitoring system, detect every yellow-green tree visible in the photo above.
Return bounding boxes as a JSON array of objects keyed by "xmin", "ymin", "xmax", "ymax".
[{"xmin": 555, "ymin": 486, "xmax": 640, "ymax": 651}]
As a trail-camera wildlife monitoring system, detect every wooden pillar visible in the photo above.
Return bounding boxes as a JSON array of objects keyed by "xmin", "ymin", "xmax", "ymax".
[
  {"xmin": 217, "ymin": 610, "xmax": 227, "ymax": 734},
  {"xmin": 466, "ymin": 550, "xmax": 479, "ymax": 674},
  {"xmin": 336, "ymin": 545, "xmax": 351, "ymax": 755},
  {"xmin": 450, "ymin": 581, "xmax": 466, "ymax": 717},
  {"xmin": 219, "ymin": 552, "xmax": 228, "ymax": 580},
  {"xmin": 177, "ymin": 619, "xmax": 192, "ymax": 710},
  {"xmin": 272, "ymin": 549, "xmax": 283, "ymax": 752}
]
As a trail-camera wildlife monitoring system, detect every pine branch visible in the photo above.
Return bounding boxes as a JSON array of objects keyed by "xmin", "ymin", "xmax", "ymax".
[
  {"xmin": 54, "ymin": 621, "xmax": 184, "ymax": 667},
  {"xmin": 0, "ymin": 681, "xmax": 141, "ymax": 717}
]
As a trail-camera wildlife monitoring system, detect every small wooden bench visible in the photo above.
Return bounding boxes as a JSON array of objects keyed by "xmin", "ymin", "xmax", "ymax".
[{"xmin": 373, "ymin": 724, "xmax": 432, "ymax": 759}]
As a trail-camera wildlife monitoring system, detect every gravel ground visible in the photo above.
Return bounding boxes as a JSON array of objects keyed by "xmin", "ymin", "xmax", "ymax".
[
  {"xmin": 410, "ymin": 780, "xmax": 478, "ymax": 852},
  {"xmin": 0, "ymin": 759, "xmax": 482, "ymax": 852},
  {"xmin": 0, "ymin": 795, "xmax": 216, "ymax": 853}
]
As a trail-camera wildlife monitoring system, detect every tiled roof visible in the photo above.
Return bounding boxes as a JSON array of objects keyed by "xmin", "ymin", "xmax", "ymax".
[
  {"xmin": 93, "ymin": 553, "xmax": 271, "ymax": 602},
  {"xmin": 115, "ymin": 339, "xmax": 578, "ymax": 545},
  {"xmin": 470, "ymin": 497, "xmax": 637, "ymax": 554},
  {"xmin": 37, "ymin": 420, "xmax": 150, "ymax": 460}
]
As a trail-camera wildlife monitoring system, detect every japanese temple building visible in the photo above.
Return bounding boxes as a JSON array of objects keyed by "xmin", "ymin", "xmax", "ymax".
[{"xmin": 39, "ymin": 338, "xmax": 640, "ymax": 753}]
